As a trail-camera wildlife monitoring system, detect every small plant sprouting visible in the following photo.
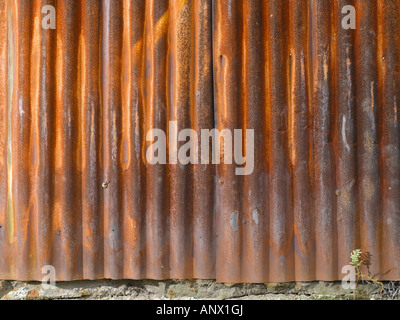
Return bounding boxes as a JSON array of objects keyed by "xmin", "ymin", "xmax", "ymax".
[
  {"xmin": 350, "ymin": 249, "xmax": 362, "ymax": 270},
  {"xmin": 349, "ymin": 249, "xmax": 384, "ymax": 299}
]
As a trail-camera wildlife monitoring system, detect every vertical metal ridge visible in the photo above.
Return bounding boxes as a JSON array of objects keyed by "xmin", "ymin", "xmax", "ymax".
[
  {"xmin": 377, "ymin": 0, "xmax": 400, "ymax": 278},
  {"xmin": 101, "ymin": 0, "xmax": 123, "ymax": 279},
  {"xmin": 191, "ymin": 0, "xmax": 214, "ymax": 280},
  {"xmin": 240, "ymin": 0, "xmax": 267, "ymax": 283},
  {"xmin": 53, "ymin": 0, "xmax": 81, "ymax": 280},
  {"xmin": 333, "ymin": 0, "xmax": 358, "ymax": 279},
  {"xmin": 12, "ymin": 0, "xmax": 33, "ymax": 280},
  {"xmin": 214, "ymin": 0, "xmax": 243, "ymax": 282},
  {"xmin": 143, "ymin": 0, "xmax": 169, "ymax": 279},
  {"xmin": 80, "ymin": 0, "xmax": 102, "ymax": 280},
  {"xmin": 260, "ymin": 0, "xmax": 271, "ymax": 283},
  {"xmin": 167, "ymin": 0, "xmax": 193, "ymax": 279},
  {"xmin": 265, "ymin": 0, "xmax": 293, "ymax": 282},
  {"xmin": 312, "ymin": 0, "xmax": 337, "ymax": 280},
  {"xmin": 354, "ymin": 0, "xmax": 381, "ymax": 277},
  {"xmin": 120, "ymin": 0, "xmax": 146, "ymax": 280},
  {"xmin": 0, "ymin": 0, "xmax": 9, "ymax": 278},
  {"xmin": 5, "ymin": 0, "xmax": 13, "ymax": 249},
  {"xmin": 289, "ymin": 0, "xmax": 314, "ymax": 281}
]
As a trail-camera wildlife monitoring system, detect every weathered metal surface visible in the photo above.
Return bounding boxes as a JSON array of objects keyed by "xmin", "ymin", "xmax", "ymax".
[{"xmin": 0, "ymin": 0, "xmax": 399, "ymax": 282}]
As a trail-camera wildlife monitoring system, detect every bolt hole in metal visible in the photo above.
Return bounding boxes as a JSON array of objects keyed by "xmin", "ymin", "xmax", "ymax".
[{"xmin": 102, "ymin": 180, "xmax": 110, "ymax": 189}]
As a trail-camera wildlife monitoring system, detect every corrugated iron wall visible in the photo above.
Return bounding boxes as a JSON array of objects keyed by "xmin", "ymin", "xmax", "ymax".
[{"xmin": 0, "ymin": 0, "xmax": 399, "ymax": 282}]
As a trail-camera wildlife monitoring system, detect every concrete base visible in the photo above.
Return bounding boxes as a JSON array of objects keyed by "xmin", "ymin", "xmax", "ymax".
[{"xmin": 1, "ymin": 279, "xmax": 398, "ymax": 300}]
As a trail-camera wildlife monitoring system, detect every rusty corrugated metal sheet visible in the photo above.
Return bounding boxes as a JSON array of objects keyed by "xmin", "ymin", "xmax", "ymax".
[{"xmin": 0, "ymin": 0, "xmax": 399, "ymax": 282}]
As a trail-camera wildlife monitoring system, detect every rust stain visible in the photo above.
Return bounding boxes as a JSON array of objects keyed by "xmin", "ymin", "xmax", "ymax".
[
  {"xmin": 370, "ymin": 81, "xmax": 375, "ymax": 112},
  {"xmin": 323, "ymin": 53, "xmax": 328, "ymax": 81},
  {"xmin": 0, "ymin": 0, "xmax": 399, "ymax": 283},
  {"xmin": 6, "ymin": 4, "xmax": 14, "ymax": 244}
]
